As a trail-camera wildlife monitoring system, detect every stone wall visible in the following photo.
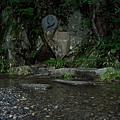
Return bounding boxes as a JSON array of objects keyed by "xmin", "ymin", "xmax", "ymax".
[
  {"xmin": 45, "ymin": 11, "xmax": 91, "ymax": 59},
  {"xmin": 68, "ymin": 11, "xmax": 91, "ymax": 50},
  {"xmin": 45, "ymin": 31, "xmax": 70, "ymax": 58}
]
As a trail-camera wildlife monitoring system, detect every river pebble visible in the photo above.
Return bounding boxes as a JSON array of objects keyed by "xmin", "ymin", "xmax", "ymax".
[
  {"xmin": 0, "ymin": 87, "xmax": 35, "ymax": 120},
  {"xmin": 0, "ymin": 80, "xmax": 120, "ymax": 120}
]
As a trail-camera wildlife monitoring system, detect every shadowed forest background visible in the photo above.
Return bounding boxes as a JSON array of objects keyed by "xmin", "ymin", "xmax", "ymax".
[{"xmin": 0, "ymin": 0, "xmax": 120, "ymax": 72}]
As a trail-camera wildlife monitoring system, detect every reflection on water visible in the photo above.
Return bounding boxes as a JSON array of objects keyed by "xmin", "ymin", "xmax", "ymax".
[{"xmin": 0, "ymin": 75, "xmax": 120, "ymax": 120}]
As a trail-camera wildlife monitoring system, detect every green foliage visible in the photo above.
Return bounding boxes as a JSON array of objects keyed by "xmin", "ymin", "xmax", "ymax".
[
  {"xmin": 1, "ymin": 0, "xmax": 120, "ymax": 69},
  {"xmin": 82, "ymin": 0, "xmax": 97, "ymax": 4},
  {"xmin": 75, "ymin": 37, "xmax": 120, "ymax": 68},
  {"xmin": 44, "ymin": 58, "xmax": 66, "ymax": 68},
  {"xmin": 61, "ymin": 72, "xmax": 72, "ymax": 79},
  {"xmin": 0, "ymin": 49, "xmax": 9, "ymax": 72},
  {"xmin": 83, "ymin": 18, "xmax": 91, "ymax": 26},
  {"xmin": 2, "ymin": 0, "xmax": 34, "ymax": 18},
  {"xmin": 62, "ymin": 0, "xmax": 79, "ymax": 9},
  {"xmin": 8, "ymin": 71, "xmax": 14, "ymax": 75},
  {"xmin": 100, "ymin": 69, "xmax": 120, "ymax": 83},
  {"xmin": 29, "ymin": 51, "xmax": 36, "ymax": 59},
  {"xmin": 16, "ymin": 7, "xmax": 34, "ymax": 16},
  {"xmin": 9, "ymin": 0, "xmax": 20, "ymax": 5}
]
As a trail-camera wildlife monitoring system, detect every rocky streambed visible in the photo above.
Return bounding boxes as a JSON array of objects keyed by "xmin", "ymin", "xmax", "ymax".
[{"xmin": 0, "ymin": 74, "xmax": 120, "ymax": 120}]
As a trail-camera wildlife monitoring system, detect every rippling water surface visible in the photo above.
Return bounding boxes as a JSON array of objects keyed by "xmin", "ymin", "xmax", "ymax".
[{"xmin": 0, "ymin": 74, "xmax": 120, "ymax": 120}]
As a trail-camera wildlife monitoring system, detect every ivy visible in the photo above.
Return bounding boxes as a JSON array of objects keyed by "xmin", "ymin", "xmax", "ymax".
[
  {"xmin": 16, "ymin": 7, "xmax": 34, "ymax": 16},
  {"xmin": 61, "ymin": 0, "xmax": 79, "ymax": 9},
  {"xmin": 82, "ymin": 0, "xmax": 97, "ymax": 4},
  {"xmin": 9, "ymin": 0, "xmax": 20, "ymax": 6}
]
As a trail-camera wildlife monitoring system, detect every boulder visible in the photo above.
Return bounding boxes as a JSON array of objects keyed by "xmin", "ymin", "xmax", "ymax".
[
  {"xmin": 95, "ymin": 67, "xmax": 114, "ymax": 76},
  {"xmin": 9, "ymin": 66, "xmax": 36, "ymax": 75},
  {"xmin": 9, "ymin": 66, "xmax": 50, "ymax": 76},
  {"xmin": 20, "ymin": 84, "xmax": 52, "ymax": 90},
  {"xmin": 50, "ymin": 67, "xmax": 114, "ymax": 80},
  {"xmin": 50, "ymin": 68, "xmax": 98, "ymax": 80}
]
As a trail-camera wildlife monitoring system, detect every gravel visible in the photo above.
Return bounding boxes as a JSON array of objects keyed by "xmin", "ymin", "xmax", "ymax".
[
  {"xmin": 0, "ymin": 87, "xmax": 36, "ymax": 120},
  {"xmin": 0, "ymin": 80, "xmax": 120, "ymax": 120}
]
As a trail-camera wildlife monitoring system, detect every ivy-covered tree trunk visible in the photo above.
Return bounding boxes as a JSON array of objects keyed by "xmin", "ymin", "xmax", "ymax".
[{"xmin": 80, "ymin": 0, "xmax": 120, "ymax": 38}]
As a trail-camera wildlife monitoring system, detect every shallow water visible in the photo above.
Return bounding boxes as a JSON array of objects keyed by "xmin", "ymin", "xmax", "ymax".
[{"xmin": 0, "ymin": 74, "xmax": 120, "ymax": 120}]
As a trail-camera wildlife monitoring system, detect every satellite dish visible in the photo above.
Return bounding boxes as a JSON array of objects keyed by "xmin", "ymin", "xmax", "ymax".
[{"xmin": 42, "ymin": 15, "xmax": 58, "ymax": 31}]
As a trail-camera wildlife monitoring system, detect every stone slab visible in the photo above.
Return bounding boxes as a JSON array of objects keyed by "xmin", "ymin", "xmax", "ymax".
[
  {"xmin": 54, "ymin": 79, "xmax": 97, "ymax": 86},
  {"xmin": 20, "ymin": 84, "xmax": 52, "ymax": 90}
]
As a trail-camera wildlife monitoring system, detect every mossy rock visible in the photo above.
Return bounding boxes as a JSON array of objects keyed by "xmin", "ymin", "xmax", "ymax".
[{"xmin": 8, "ymin": 66, "xmax": 36, "ymax": 75}]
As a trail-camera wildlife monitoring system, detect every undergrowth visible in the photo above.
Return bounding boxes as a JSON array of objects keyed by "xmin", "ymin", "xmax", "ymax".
[{"xmin": 44, "ymin": 58, "xmax": 67, "ymax": 68}]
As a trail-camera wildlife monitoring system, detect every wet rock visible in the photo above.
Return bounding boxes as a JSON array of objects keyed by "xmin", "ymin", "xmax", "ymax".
[
  {"xmin": 72, "ymin": 68, "xmax": 98, "ymax": 80},
  {"xmin": 50, "ymin": 68, "xmax": 97, "ymax": 79},
  {"xmin": 9, "ymin": 66, "xmax": 50, "ymax": 76},
  {"xmin": 54, "ymin": 79, "xmax": 97, "ymax": 86},
  {"xmin": 8, "ymin": 65, "xmax": 115, "ymax": 80},
  {"xmin": 20, "ymin": 84, "xmax": 52, "ymax": 90},
  {"xmin": 50, "ymin": 67, "xmax": 115, "ymax": 80},
  {"xmin": 95, "ymin": 67, "xmax": 114, "ymax": 76},
  {"xmin": 9, "ymin": 66, "xmax": 36, "ymax": 75},
  {"xmin": 37, "ymin": 68, "xmax": 50, "ymax": 76},
  {"xmin": 24, "ymin": 107, "xmax": 29, "ymax": 110}
]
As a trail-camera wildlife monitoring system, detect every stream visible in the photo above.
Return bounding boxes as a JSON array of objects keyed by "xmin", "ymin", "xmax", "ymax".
[{"xmin": 0, "ymin": 74, "xmax": 120, "ymax": 120}]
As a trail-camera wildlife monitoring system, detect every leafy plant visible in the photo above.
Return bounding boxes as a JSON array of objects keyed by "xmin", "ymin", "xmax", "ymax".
[
  {"xmin": 61, "ymin": 72, "xmax": 72, "ymax": 79},
  {"xmin": 84, "ymin": 18, "xmax": 91, "ymax": 26},
  {"xmin": 44, "ymin": 58, "xmax": 66, "ymax": 68},
  {"xmin": 82, "ymin": 0, "xmax": 97, "ymax": 4},
  {"xmin": 100, "ymin": 69, "xmax": 120, "ymax": 83},
  {"xmin": 62, "ymin": 0, "xmax": 79, "ymax": 9},
  {"xmin": 75, "ymin": 35, "xmax": 120, "ymax": 68},
  {"xmin": 9, "ymin": 0, "xmax": 20, "ymax": 5},
  {"xmin": 16, "ymin": 7, "xmax": 34, "ymax": 16},
  {"xmin": 8, "ymin": 71, "xmax": 14, "ymax": 75}
]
